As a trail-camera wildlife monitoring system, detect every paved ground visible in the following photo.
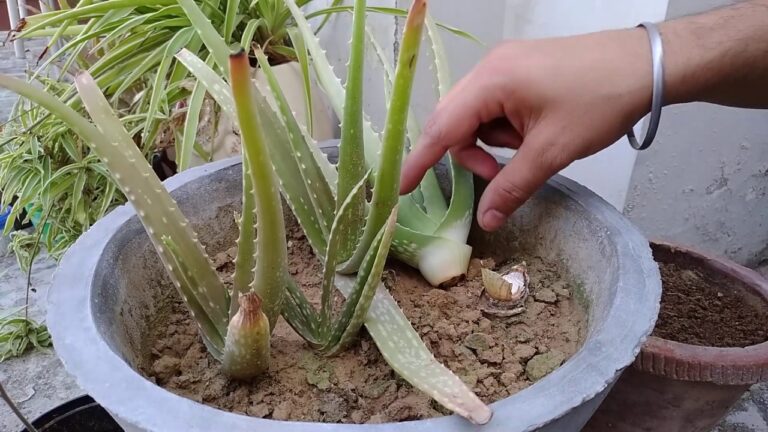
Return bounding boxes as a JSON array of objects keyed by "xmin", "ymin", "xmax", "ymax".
[
  {"xmin": 0, "ymin": 39, "xmax": 49, "ymax": 123},
  {"xmin": 0, "ymin": 250, "xmax": 82, "ymax": 431}
]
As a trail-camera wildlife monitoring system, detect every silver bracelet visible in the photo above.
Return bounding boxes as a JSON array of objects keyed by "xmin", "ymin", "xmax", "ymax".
[{"xmin": 626, "ymin": 22, "xmax": 665, "ymax": 151}]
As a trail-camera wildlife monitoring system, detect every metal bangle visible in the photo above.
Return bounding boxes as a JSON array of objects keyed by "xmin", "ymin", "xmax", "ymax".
[{"xmin": 626, "ymin": 22, "xmax": 665, "ymax": 151}]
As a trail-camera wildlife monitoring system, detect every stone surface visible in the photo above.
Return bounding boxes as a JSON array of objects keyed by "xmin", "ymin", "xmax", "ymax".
[
  {"xmin": 0, "ymin": 40, "xmax": 49, "ymax": 123},
  {"xmin": 0, "ymin": 253, "xmax": 83, "ymax": 432},
  {"xmin": 525, "ymin": 350, "xmax": 566, "ymax": 382},
  {"xmin": 713, "ymin": 383, "xmax": 768, "ymax": 432},
  {"xmin": 534, "ymin": 288, "xmax": 557, "ymax": 304},
  {"xmin": 0, "ymin": 40, "xmax": 84, "ymax": 430},
  {"xmin": 463, "ymin": 333, "xmax": 492, "ymax": 351}
]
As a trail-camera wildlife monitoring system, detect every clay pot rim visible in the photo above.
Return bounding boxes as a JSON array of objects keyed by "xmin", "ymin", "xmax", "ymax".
[{"xmin": 634, "ymin": 240, "xmax": 768, "ymax": 384}]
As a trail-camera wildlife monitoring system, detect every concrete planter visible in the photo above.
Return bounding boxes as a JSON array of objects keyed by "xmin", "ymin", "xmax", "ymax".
[
  {"xmin": 585, "ymin": 241, "xmax": 768, "ymax": 432},
  {"xmin": 48, "ymin": 145, "xmax": 661, "ymax": 431}
]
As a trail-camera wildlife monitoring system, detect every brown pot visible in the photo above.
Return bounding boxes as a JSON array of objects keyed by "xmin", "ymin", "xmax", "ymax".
[{"xmin": 584, "ymin": 240, "xmax": 768, "ymax": 432}]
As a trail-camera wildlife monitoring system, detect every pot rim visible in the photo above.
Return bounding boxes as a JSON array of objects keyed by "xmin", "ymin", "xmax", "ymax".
[
  {"xmin": 48, "ymin": 148, "xmax": 661, "ymax": 432},
  {"xmin": 634, "ymin": 240, "xmax": 768, "ymax": 384}
]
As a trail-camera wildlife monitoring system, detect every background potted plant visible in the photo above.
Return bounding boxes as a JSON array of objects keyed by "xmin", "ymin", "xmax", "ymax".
[
  {"xmin": 585, "ymin": 240, "xmax": 768, "ymax": 432},
  {"xmin": 0, "ymin": 0, "xmax": 336, "ymax": 266}
]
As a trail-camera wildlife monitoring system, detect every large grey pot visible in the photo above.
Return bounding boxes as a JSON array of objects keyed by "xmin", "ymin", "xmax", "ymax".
[{"xmin": 48, "ymin": 144, "xmax": 661, "ymax": 432}]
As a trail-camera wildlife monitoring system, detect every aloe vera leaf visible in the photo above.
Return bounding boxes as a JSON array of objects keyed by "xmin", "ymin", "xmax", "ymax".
[
  {"xmin": 175, "ymin": 49, "xmax": 331, "ymax": 257},
  {"xmin": 316, "ymin": 171, "xmax": 369, "ymax": 335},
  {"xmin": 425, "ymin": 16, "xmax": 474, "ymax": 244},
  {"xmin": 339, "ymin": 0, "xmax": 427, "ymax": 273},
  {"xmin": 253, "ymin": 49, "xmax": 335, "ymax": 235},
  {"xmin": 332, "ymin": 0, "xmax": 369, "ymax": 262},
  {"xmin": 230, "ymin": 160, "xmax": 256, "ymax": 319},
  {"xmin": 229, "ymin": 51, "xmax": 290, "ymax": 328},
  {"xmin": 251, "ymin": 86, "xmax": 331, "ymax": 257},
  {"xmin": 160, "ymin": 236, "xmax": 225, "ymax": 358},
  {"xmin": 287, "ymin": 27, "xmax": 313, "ymax": 136},
  {"xmin": 0, "ymin": 73, "xmax": 230, "ymax": 350},
  {"xmin": 283, "ymin": 0, "xmax": 380, "ymax": 172},
  {"xmin": 322, "ymin": 207, "xmax": 397, "ymax": 355},
  {"xmin": 334, "ymin": 275, "xmax": 492, "ymax": 424},
  {"xmin": 305, "ymin": 5, "xmax": 483, "ymax": 45},
  {"xmin": 282, "ymin": 277, "xmax": 322, "ymax": 346},
  {"xmin": 365, "ymin": 26, "xmax": 446, "ymax": 228},
  {"xmin": 391, "ymin": 224, "xmax": 472, "ymax": 287}
]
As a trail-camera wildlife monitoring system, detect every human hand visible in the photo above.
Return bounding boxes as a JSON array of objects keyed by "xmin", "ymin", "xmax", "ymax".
[{"xmin": 400, "ymin": 28, "xmax": 653, "ymax": 231}]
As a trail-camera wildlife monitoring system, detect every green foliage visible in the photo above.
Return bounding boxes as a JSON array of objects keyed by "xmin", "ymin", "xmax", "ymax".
[
  {"xmin": 0, "ymin": 0, "xmax": 332, "ymax": 268},
  {"xmin": 1, "ymin": 78, "xmax": 126, "ymax": 269},
  {"xmin": 0, "ymin": 308, "xmax": 52, "ymax": 362}
]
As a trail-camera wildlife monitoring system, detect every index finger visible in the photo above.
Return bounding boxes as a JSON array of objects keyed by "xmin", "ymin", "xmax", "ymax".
[{"xmin": 399, "ymin": 69, "xmax": 500, "ymax": 194}]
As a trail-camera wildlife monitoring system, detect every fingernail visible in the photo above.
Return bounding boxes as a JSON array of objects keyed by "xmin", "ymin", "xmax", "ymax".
[{"xmin": 481, "ymin": 209, "xmax": 505, "ymax": 231}]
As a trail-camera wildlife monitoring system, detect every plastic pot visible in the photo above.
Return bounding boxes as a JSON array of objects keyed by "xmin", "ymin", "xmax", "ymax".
[
  {"xmin": 47, "ymin": 143, "xmax": 661, "ymax": 431},
  {"xmin": 20, "ymin": 395, "xmax": 121, "ymax": 432},
  {"xmin": 584, "ymin": 241, "xmax": 768, "ymax": 432}
]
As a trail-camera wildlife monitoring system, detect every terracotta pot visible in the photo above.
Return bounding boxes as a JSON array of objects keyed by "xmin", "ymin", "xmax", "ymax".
[{"xmin": 584, "ymin": 240, "xmax": 768, "ymax": 432}]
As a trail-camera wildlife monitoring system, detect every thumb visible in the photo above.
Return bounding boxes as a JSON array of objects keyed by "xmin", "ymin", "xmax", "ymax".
[{"xmin": 477, "ymin": 132, "xmax": 568, "ymax": 231}]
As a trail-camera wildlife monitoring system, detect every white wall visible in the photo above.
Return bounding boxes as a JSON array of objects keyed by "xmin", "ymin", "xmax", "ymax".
[
  {"xmin": 314, "ymin": 0, "xmax": 669, "ymax": 209},
  {"xmin": 625, "ymin": 0, "xmax": 768, "ymax": 266},
  {"xmin": 501, "ymin": 0, "xmax": 670, "ymax": 208}
]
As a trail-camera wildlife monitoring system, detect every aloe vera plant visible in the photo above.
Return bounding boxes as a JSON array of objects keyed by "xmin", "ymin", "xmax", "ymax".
[
  {"xmin": 0, "ymin": 0, "xmax": 491, "ymax": 425},
  {"xmin": 281, "ymin": 0, "xmax": 477, "ymax": 287}
]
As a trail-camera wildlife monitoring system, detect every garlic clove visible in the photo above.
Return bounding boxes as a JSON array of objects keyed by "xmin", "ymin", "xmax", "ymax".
[{"xmin": 481, "ymin": 262, "xmax": 529, "ymax": 303}]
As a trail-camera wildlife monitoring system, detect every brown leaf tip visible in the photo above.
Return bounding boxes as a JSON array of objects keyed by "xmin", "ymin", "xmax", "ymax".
[
  {"xmin": 238, "ymin": 292, "xmax": 263, "ymax": 312},
  {"xmin": 230, "ymin": 48, "xmax": 247, "ymax": 60}
]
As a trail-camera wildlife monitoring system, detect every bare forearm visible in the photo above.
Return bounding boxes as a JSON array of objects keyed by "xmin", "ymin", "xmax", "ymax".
[{"xmin": 662, "ymin": 0, "xmax": 768, "ymax": 108}]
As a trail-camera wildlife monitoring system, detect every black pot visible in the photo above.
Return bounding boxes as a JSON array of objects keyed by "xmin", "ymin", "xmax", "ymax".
[{"xmin": 20, "ymin": 395, "xmax": 122, "ymax": 432}]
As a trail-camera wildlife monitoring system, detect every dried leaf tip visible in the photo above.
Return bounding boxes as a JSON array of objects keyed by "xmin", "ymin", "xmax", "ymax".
[
  {"xmin": 229, "ymin": 48, "xmax": 247, "ymax": 60},
  {"xmin": 406, "ymin": 0, "xmax": 428, "ymax": 25},
  {"xmin": 238, "ymin": 292, "xmax": 263, "ymax": 314}
]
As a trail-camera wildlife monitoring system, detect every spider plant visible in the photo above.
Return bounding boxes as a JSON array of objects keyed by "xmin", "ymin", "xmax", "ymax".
[
  {"xmin": 1, "ymin": 0, "xmax": 327, "ymax": 268},
  {"xmin": 0, "ymin": 0, "xmax": 491, "ymax": 424},
  {"xmin": 0, "ymin": 74, "xmax": 126, "ymax": 270},
  {"xmin": 0, "ymin": 307, "xmax": 52, "ymax": 363}
]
